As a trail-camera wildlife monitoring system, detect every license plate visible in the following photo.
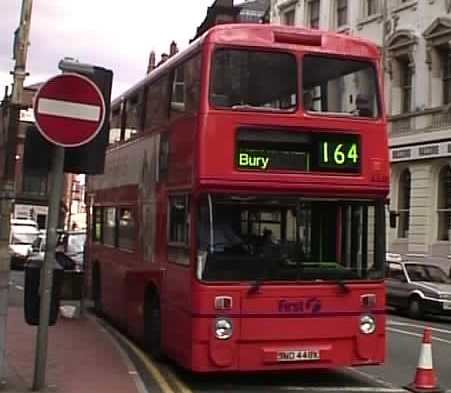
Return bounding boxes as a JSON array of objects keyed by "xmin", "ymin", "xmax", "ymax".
[
  {"xmin": 443, "ymin": 302, "xmax": 451, "ymax": 310},
  {"xmin": 277, "ymin": 350, "xmax": 320, "ymax": 362}
]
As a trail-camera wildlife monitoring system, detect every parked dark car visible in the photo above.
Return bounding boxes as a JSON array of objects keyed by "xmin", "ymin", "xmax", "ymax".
[{"xmin": 386, "ymin": 260, "xmax": 451, "ymax": 319}]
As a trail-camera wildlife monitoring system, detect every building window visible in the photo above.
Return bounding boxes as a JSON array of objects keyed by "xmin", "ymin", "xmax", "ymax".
[
  {"xmin": 399, "ymin": 57, "xmax": 412, "ymax": 113},
  {"xmin": 239, "ymin": 9, "xmax": 262, "ymax": 23},
  {"xmin": 284, "ymin": 8, "xmax": 296, "ymax": 25},
  {"xmin": 437, "ymin": 165, "xmax": 451, "ymax": 241},
  {"xmin": 386, "ymin": 31, "xmax": 416, "ymax": 115},
  {"xmin": 423, "ymin": 18, "xmax": 451, "ymax": 108},
  {"xmin": 398, "ymin": 169, "xmax": 411, "ymax": 239},
  {"xmin": 336, "ymin": 0, "xmax": 348, "ymax": 28},
  {"xmin": 365, "ymin": 0, "xmax": 378, "ymax": 16},
  {"xmin": 308, "ymin": 0, "xmax": 320, "ymax": 28},
  {"xmin": 441, "ymin": 48, "xmax": 451, "ymax": 105},
  {"xmin": 22, "ymin": 173, "xmax": 47, "ymax": 197}
]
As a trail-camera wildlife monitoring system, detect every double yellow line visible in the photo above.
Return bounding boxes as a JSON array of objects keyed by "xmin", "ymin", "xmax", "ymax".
[{"xmin": 96, "ymin": 315, "xmax": 193, "ymax": 393}]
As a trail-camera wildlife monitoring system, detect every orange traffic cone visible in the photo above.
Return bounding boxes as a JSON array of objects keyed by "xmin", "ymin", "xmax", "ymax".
[{"xmin": 405, "ymin": 327, "xmax": 443, "ymax": 393}]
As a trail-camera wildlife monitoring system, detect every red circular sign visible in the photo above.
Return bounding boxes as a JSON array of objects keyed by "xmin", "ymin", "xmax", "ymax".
[{"xmin": 33, "ymin": 73, "xmax": 106, "ymax": 147}]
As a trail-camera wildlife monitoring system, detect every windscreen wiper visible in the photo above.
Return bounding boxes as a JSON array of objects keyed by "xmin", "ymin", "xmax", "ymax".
[
  {"xmin": 333, "ymin": 280, "xmax": 351, "ymax": 293},
  {"xmin": 231, "ymin": 104, "xmax": 283, "ymax": 112},
  {"xmin": 248, "ymin": 277, "xmax": 264, "ymax": 294},
  {"xmin": 247, "ymin": 253, "xmax": 272, "ymax": 295}
]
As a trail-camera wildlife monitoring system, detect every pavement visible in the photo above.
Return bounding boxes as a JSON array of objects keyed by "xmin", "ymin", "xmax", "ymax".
[{"xmin": 3, "ymin": 305, "xmax": 143, "ymax": 393}]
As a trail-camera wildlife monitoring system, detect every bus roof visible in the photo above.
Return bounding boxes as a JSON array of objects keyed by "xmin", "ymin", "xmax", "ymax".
[
  {"xmin": 113, "ymin": 23, "xmax": 380, "ymax": 107},
  {"xmin": 202, "ymin": 23, "xmax": 380, "ymax": 59}
]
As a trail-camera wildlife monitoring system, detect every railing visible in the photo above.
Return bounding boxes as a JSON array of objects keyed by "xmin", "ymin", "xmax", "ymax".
[
  {"xmin": 388, "ymin": 106, "xmax": 451, "ymax": 137},
  {"xmin": 390, "ymin": 117, "xmax": 411, "ymax": 135},
  {"xmin": 430, "ymin": 110, "xmax": 451, "ymax": 129}
]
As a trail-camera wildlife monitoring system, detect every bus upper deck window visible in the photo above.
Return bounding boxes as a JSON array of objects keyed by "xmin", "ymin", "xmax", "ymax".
[
  {"xmin": 302, "ymin": 55, "xmax": 379, "ymax": 118},
  {"xmin": 210, "ymin": 49, "xmax": 297, "ymax": 111}
]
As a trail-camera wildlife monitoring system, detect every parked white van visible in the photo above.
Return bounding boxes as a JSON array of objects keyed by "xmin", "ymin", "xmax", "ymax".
[{"xmin": 9, "ymin": 218, "xmax": 39, "ymax": 269}]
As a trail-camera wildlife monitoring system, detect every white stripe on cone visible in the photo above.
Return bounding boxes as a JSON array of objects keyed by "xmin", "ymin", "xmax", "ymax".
[
  {"xmin": 417, "ymin": 342, "xmax": 433, "ymax": 369},
  {"xmin": 37, "ymin": 98, "xmax": 101, "ymax": 122}
]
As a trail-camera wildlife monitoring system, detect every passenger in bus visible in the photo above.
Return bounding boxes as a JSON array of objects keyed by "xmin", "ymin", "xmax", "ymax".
[
  {"xmin": 354, "ymin": 94, "xmax": 373, "ymax": 117},
  {"xmin": 261, "ymin": 228, "xmax": 275, "ymax": 246},
  {"xmin": 257, "ymin": 228, "xmax": 281, "ymax": 256},
  {"xmin": 303, "ymin": 91, "xmax": 314, "ymax": 111}
]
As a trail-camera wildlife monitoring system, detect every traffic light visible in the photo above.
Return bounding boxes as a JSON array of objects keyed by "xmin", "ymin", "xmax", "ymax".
[
  {"xmin": 59, "ymin": 59, "xmax": 113, "ymax": 174},
  {"xmin": 23, "ymin": 60, "xmax": 113, "ymax": 175}
]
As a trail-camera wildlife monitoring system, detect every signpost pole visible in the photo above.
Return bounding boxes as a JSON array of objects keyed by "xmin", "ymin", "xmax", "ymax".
[{"xmin": 32, "ymin": 146, "xmax": 65, "ymax": 391}]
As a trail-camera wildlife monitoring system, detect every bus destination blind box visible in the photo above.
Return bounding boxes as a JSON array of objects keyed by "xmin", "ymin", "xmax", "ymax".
[{"xmin": 235, "ymin": 128, "xmax": 360, "ymax": 173}]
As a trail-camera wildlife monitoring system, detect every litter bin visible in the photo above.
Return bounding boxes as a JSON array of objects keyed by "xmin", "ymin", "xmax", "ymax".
[{"xmin": 24, "ymin": 258, "xmax": 63, "ymax": 326}]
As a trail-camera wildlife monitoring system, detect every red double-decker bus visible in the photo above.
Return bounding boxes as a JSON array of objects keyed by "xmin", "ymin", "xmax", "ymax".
[{"xmin": 86, "ymin": 24, "xmax": 389, "ymax": 372}]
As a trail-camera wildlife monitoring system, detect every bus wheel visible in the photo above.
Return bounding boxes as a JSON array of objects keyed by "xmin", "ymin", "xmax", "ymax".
[
  {"xmin": 92, "ymin": 263, "xmax": 102, "ymax": 315},
  {"xmin": 408, "ymin": 297, "xmax": 423, "ymax": 320},
  {"xmin": 144, "ymin": 295, "xmax": 162, "ymax": 358}
]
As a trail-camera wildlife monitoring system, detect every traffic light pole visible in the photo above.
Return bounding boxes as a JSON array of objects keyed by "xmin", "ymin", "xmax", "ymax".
[
  {"xmin": 0, "ymin": 0, "xmax": 33, "ymax": 385},
  {"xmin": 32, "ymin": 146, "xmax": 65, "ymax": 391}
]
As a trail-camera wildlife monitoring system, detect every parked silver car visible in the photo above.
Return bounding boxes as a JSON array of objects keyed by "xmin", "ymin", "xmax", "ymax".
[
  {"xmin": 386, "ymin": 260, "xmax": 451, "ymax": 319},
  {"xmin": 28, "ymin": 230, "xmax": 86, "ymax": 270}
]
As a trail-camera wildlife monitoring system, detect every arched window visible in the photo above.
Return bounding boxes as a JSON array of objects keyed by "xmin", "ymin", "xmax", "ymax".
[
  {"xmin": 386, "ymin": 30, "xmax": 417, "ymax": 116},
  {"xmin": 398, "ymin": 169, "xmax": 411, "ymax": 238},
  {"xmin": 423, "ymin": 18, "xmax": 451, "ymax": 107},
  {"xmin": 437, "ymin": 165, "xmax": 451, "ymax": 241}
]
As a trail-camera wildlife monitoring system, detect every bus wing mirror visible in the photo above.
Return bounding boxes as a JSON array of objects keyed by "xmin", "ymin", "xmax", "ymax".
[{"xmin": 389, "ymin": 211, "xmax": 398, "ymax": 228}]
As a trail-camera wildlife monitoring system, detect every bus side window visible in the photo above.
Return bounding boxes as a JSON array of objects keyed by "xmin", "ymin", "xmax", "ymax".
[
  {"xmin": 170, "ymin": 53, "xmax": 201, "ymax": 119},
  {"xmin": 168, "ymin": 195, "xmax": 190, "ymax": 265},
  {"xmin": 144, "ymin": 75, "xmax": 170, "ymax": 133},
  {"xmin": 92, "ymin": 206, "xmax": 103, "ymax": 243},
  {"xmin": 123, "ymin": 95, "xmax": 140, "ymax": 141},
  {"xmin": 103, "ymin": 207, "xmax": 117, "ymax": 247},
  {"xmin": 118, "ymin": 208, "xmax": 136, "ymax": 251},
  {"xmin": 158, "ymin": 133, "xmax": 169, "ymax": 181},
  {"xmin": 171, "ymin": 63, "xmax": 185, "ymax": 115}
]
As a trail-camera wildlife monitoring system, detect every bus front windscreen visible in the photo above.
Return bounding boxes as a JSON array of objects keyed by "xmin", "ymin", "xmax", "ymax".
[
  {"xmin": 197, "ymin": 195, "xmax": 385, "ymax": 283},
  {"xmin": 210, "ymin": 49, "xmax": 297, "ymax": 111},
  {"xmin": 302, "ymin": 55, "xmax": 379, "ymax": 117}
]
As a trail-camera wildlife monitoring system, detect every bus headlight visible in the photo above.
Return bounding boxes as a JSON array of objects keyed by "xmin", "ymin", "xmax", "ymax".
[
  {"xmin": 215, "ymin": 318, "xmax": 233, "ymax": 340},
  {"xmin": 359, "ymin": 314, "xmax": 376, "ymax": 334}
]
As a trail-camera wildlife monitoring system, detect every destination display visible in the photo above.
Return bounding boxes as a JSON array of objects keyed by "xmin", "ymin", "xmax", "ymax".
[
  {"xmin": 237, "ymin": 149, "xmax": 309, "ymax": 171},
  {"xmin": 235, "ymin": 129, "xmax": 360, "ymax": 173}
]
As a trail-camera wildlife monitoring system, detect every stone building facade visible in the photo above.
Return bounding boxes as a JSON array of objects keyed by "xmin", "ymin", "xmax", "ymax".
[
  {"xmin": 0, "ymin": 84, "xmax": 79, "ymax": 230},
  {"xmin": 270, "ymin": 0, "xmax": 451, "ymax": 267}
]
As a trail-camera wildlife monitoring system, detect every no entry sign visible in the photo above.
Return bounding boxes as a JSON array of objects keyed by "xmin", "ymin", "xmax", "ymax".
[{"xmin": 33, "ymin": 73, "xmax": 106, "ymax": 147}]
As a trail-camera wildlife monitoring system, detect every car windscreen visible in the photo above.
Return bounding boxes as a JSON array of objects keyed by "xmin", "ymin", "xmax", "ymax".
[
  {"xmin": 11, "ymin": 228, "xmax": 38, "ymax": 245},
  {"xmin": 210, "ymin": 49, "xmax": 297, "ymax": 111},
  {"xmin": 302, "ymin": 55, "xmax": 379, "ymax": 117},
  {"xmin": 197, "ymin": 195, "xmax": 385, "ymax": 282},
  {"xmin": 405, "ymin": 264, "xmax": 451, "ymax": 284}
]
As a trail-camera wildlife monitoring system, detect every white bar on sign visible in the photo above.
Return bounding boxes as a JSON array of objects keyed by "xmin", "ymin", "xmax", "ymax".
[{"xmin": 37, "ymin": 98, "xmax": 100, "ymax": 122}]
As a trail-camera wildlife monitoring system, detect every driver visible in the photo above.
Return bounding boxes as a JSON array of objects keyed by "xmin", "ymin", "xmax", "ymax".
[{"xmin": 198, "ymin": 204, "xmax": 244, "ymax": 252}]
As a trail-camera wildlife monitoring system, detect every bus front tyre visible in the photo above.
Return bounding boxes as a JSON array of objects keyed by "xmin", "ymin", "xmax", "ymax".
[
  {"xmin": 144, "ymin": 297, "xmax": 162, "ymax": 359},
  {"xmin": 408, "ymin": 297, "xmax": 423, "ymax": 319}
]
